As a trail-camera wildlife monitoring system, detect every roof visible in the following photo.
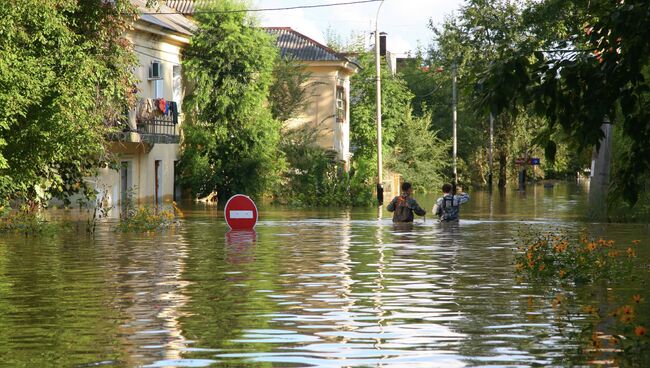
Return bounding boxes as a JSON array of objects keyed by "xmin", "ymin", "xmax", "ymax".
[
  {"xmin": 132, "ymin": 0, "xmax": 195, "ymax": 36},
  {"xmin": 164, "ymin": 0, "xmax": 210, "ymax": 15},
  {"xmin": 265, "ymin": 27, "xmax": 358, "ymax": 67}
]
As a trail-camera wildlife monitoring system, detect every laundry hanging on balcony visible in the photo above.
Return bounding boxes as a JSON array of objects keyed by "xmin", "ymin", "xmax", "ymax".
[
  {"xmin": 136, "ymin": 98, "xmax": 155, "ymax": 121},
  {"xmin": 168, "ymin": 101, "xmax": 178, "ymax": 125}
]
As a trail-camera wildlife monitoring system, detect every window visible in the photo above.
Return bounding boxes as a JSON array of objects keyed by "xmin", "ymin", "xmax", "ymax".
[
  {"xmin": 154, "ymin": 79, "xmax": 164, "ymax": 99},
  {"xmin": 173, "ymin": 65, "xmax": 182, "ymax": 111},
  {"xmin": 149, "ymin": 60, "xmax": 164, "ymax": 99},
  {"xmin": 336, "ymin": 86, "xmax": 346, "ymax": 123}
]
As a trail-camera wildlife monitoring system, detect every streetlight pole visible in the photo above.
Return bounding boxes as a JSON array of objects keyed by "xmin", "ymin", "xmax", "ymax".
[
  {"xmin": 452, "ymin": 62, "xmax": 458, "ymax": 193},
  {"xmin": 375, "ymin": 0, "xmax": 385, "ymax": 205}
]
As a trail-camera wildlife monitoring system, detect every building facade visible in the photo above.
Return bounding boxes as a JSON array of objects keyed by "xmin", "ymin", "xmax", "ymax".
[
  {"xmin": 266, "ymin": 27, "xmax": 359, "ymax": 168},
  {"xmin": 95, "ymin": 0, "xmax": 194, "ymax": 207}
]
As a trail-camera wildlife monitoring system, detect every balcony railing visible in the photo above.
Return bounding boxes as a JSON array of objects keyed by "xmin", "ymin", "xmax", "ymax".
[
  {"xmin": 111, "ymin": 99, "xmax": 180, "ymax": 144},
  {"xmin": 137, "ymin": 114, "xmax": 179, "ymax": 144}
]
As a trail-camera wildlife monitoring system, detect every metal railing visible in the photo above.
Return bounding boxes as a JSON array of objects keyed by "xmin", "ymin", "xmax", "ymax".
[{"xmin": 137, "ymin": 114, "xmax": 179, "ymax": 144}]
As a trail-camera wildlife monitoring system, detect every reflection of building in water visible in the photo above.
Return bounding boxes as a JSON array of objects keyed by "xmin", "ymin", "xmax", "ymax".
[{"xmin": 106, "ymin": 231, "xmax": 192, "ymax": 367}]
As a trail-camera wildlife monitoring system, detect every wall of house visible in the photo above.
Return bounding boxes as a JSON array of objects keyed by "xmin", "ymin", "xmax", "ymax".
[
  {"xmin": 96, "ymin": 142, "xmax": 180, "ymax": 207},
  {"xmin": 126, "ymin": 27, "xmax": 186, "ymax": 107},
  {"xmin": 93, "ymin": 24, "xmax": 188, "ymax": 208},
  {"xmin": 284, "ymin": 64, "xmax": 353, "ymax": 167}
]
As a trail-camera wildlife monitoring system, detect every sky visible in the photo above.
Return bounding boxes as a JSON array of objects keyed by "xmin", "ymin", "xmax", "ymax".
[{"xmin": 254, "ymin": 0, "xmax": 466, "ymax": 55}]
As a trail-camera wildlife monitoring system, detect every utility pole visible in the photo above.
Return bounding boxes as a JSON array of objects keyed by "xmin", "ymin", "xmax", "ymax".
[
  {"xmin": 375, "ymin": 0, "xmax": 385, "ymax": 205},
  {"xmin": 488, "ymin": 113, "xmax": 494, "ymax": 190},
  {"xmin": 452, "ymin": 63, "xmax": 458, "ymax": 193}
]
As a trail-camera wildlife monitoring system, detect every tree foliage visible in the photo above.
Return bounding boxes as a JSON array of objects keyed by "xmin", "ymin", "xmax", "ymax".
[
  {"xmin": 269, "ymin": 57, "xmax": 312, "ymax": 123},
  {"xmin": 386, "ymin": 113, "xmax": 450, "ymax": 192},
  {"xmin": 0, "ymin": 0, "xmax": 139, "ymax": 208},
  {"xmin": 479, "ymin": 0, "xmax": 650, "ymax": 204},
  {"xmin": 349, "ymin": 52, "xmax": 450, "ymax": 191},
  {"xmin": 419, "ymin": 0, "xmax": 590, "ymax": 188},
  {"xmin": 350, "ymin": 52, "xmax": 413, "ymax": 161},
  {"xmin": 180, "ymin": 0, "xmax": 284, "ymax": 200}
]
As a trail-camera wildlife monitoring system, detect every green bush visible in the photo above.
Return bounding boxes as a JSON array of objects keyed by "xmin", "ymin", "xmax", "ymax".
[
  {"xmin": 0, "ymin": 207, "xmax": 59, "ymax": 234},
  {"xmin": 275, "ymin": 141, "xmax": 373, "ymax": 207},
  {"xmin": 116, "ymin": 204, "xmax": 182, "ymax": 233}
]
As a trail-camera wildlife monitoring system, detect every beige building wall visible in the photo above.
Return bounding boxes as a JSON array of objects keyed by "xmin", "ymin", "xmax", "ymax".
[
  {"xmin": 94, "ymin": 22, "xmax": 188, "ymax": 208},
  {"xmin": 285, "ymin": 63, "xmax": 354, "ymax": 167}
]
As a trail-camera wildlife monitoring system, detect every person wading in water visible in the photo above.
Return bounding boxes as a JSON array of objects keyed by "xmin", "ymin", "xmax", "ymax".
[
  {"xmin": 386, "ymin": 182, "xmax": 426, "ymax": 223},
  {"xmin": 432, "ymin": 183, "xmax": 470, "ymax": 222}
]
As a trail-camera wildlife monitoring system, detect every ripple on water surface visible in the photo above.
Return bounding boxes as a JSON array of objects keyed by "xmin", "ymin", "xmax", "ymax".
[{"xmin": 1, "ymin": 186, "xmax": 649, "ymax": 367}]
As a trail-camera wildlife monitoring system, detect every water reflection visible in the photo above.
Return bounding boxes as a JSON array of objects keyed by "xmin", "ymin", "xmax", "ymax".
[{"xmin": 0, "ymin": 184, "xmax": 648, "ymax": 367}]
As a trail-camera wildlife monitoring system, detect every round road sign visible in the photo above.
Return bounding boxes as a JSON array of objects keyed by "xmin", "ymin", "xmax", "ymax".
[{"xmin": 224, "ymin": 194, "xmax": 258, "ymax": 230}]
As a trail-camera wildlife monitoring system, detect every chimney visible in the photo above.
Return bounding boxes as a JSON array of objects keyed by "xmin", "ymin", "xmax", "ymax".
[{"xmin": 379, "ymin": 32, "xmax": 387, "ymax": 56}]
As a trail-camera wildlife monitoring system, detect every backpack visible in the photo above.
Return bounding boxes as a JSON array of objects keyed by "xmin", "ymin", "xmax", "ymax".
[
  {"xmin": 440, "ymin": 194, "xmax": 460, "ymax": 221},
  {"xmin": 393, "ymin": 196, "xmax": 414, "ymax": 222}
]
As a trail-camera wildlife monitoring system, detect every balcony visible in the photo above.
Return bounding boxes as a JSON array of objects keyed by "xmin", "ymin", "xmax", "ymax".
[
  {"xmin": 136, "ymin": 115, "xmax": 179, "ymax": 144},
  {"xmin": 112, "ymin": 99, "xmax": 180, "ymax": 145}
]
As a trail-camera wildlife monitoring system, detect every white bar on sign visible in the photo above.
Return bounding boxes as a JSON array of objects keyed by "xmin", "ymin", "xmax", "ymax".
[{"xmin": 229, "ymin": 210, "xmax": 254, "ymax": 219}]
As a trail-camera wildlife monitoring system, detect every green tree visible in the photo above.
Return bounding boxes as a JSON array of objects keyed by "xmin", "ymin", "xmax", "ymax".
[
  {"xmin": 180, "ymin": 0, "xmax": 284, "ymax": 200},
  {"xmin": 350, "ymin": 52, "xmax": 413, "ymax": 162},
  {"xmin": 269, "ymin": 57, "xmax": 312, "ymax": 123},
  {"xmin": 386, "ymin": 113, "xmax": 450, "ymax": 192},
  {"xmin": 479, "ymin": 0, "xmax": 650, "ymax": 204},
  {"xmin": 0, "ymin": 0, "xmax": 139, "ymax": 209}
]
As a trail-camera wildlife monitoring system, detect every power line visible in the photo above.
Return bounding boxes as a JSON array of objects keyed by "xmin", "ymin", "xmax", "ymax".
[{"xmin": 140, "ymin": 0, "xmax": 382, "ymax": 15}]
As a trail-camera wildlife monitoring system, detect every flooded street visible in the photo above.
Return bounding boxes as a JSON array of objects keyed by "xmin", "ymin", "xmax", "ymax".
[{"xmin": 1, "ymin": 184, "xmax": 649, "ymax": 367}]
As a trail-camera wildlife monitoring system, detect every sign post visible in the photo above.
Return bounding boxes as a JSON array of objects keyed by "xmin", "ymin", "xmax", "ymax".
[{"xmin": 224, "ymin": 194, "xmax": 258, "ymax": 230}]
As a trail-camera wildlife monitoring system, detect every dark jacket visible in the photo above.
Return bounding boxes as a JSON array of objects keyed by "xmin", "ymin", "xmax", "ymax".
[{"xmin": 387, "ymin": 194, "xmax": 426, "ymax": 222}]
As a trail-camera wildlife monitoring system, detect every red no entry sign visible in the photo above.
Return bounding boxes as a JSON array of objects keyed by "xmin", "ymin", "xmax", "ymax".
[{"xmin": 224, "ymin": 194, "xmax": 258, "ymax": 230}]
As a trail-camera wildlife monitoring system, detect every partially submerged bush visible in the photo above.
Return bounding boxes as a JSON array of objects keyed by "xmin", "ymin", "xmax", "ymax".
[
  {"xmin": 116, "ymin": 202, "xmax": 183, "ymax": 233},
  {"xmin": 0, "ymin": 207, "xmax": 59, "ymax": 234}
]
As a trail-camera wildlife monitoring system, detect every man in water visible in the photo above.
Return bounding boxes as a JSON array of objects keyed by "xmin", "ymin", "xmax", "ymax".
[
  {"xmin": 386, "ymin": 182, "xmax": 426, "ymax": 222},
  {"xmin": 433, "ymin": 183, "xmax": 470, "ymax": 222}
]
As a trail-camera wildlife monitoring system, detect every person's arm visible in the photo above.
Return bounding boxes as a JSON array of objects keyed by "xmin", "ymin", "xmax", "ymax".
[
  {"xmin": 409, "ymin": 199, "xmax": 426, "ymax": 216},
  {"xmin": 456, "ymin": 192, "xmax": 470, "ymax": 204},
  {"xmin": 432, "ymin": 199, "xmax": 441, "ymax": 217},
  {"xmin": 386, "ymin": 197, "xmax": 397, "ymax": 212}
]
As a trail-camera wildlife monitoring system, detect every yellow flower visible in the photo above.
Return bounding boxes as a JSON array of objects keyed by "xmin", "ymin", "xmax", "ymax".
[
  {"xmin": 515, "ymin": 263, "xmax": 524, "ymax": 271},
  {"xmin": 591, "ymin": 334, "xmax": 602, "ymax": 348},
  {"xmin": 582, "ymin": 305, "xmax": 598, "ymax": 315},
  {"xmin": 632, "ymin": 239, "xmax": 640, "ymax": 245},
  {"xmin": 558, "ymin": 270, "xmax": 566, "ymax": 278},
  {"xmin": 621, "ymin": 305, "xmax": 634, "ymax": 315},
  {"xmin": 586, "ymin": 242, "xmax": 597, "ymax": 251},
  {"xmin": 627, "ymin": 247, "xmax": 636, "ymax": 257},
  {"xmin": 620, "ymin": 314, "xmax": 634, "ymax": 324},
  {"xmin": 635, "ymin": 326, "xmax": 647, "ymax": 337},
  {"xmin": 538, "ymin": 264, "xmax": 546, "ymax": 272},
  {"xmin": 552, "ymin": 295, "xmax": 563, "ymax": 309},
  {"xmin": 632, "ymin": 294, "xmax": 643, "ymax": 304}
]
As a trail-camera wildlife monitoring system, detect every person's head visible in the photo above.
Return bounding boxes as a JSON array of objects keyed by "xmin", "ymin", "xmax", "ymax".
[
  {"xmin": 401, "ymin": 182, "xmax": 413, "ymax": 195},
  {"xmin": 442, "ymin": 183, "xmax": 453, "ymax": 194}
]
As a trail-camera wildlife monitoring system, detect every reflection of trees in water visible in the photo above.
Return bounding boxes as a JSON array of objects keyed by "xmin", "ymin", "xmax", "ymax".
[
  {"xmin": 0, "ymin": 228, "xmax": 193, "ymax": 367},
  {"xmin": 0, "ymin": 233, "xmax": 131, "ymax": 366}
]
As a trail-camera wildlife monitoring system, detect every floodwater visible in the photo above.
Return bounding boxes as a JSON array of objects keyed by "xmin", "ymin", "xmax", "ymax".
[{"xmin": 1, "ymin": 183, "xmax": 649, "ymax": 367}]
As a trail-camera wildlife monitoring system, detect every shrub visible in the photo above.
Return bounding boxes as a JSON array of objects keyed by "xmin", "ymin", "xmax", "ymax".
[
  {"xmin": 514, "ymin": 230, "xmax": 636, "ymax": 284},
  {"xmin": 116, "ymin": 202, "xmax": 183, "ymax": 233}
]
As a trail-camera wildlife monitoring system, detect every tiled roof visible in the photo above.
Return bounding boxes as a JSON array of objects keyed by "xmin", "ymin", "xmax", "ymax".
[
  {"xmin": 265, "ymin": 27, "xmax": 353, "ymax": 64},
  {"xmin": 133, "ymin": 0, "xmax": 195, "ymax": 36},
  {"xmin": 164, "ymin": 0, "xmax": 212, "ymax": 15}
]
